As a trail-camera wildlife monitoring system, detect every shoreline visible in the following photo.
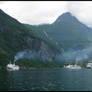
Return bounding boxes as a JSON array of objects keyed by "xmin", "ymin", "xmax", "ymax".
[
  {"xmin": 18, "ymin": 66, "xmax": 92, "ymax": 70},
  {"xmin": 1, "ymin": 65, "xmax": 91, "ymax": 71},
  {"xmin": 19, "ymin": 66, "xmax": 64, "ymax": 70},
  {"xmin": 16, "ymin": 66, "xmax": 90, "ymax": 70}
]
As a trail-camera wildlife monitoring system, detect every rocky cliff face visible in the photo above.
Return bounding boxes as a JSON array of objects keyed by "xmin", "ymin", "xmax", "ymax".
[{"xmin": 19, "ymin": 36, "xmax": 59, "ymax": 62}]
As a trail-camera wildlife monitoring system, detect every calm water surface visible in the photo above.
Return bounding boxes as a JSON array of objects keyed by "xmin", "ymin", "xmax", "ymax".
[{"xmin": 0, "ymin": 68, "xmax": 92, "ymax": 91}]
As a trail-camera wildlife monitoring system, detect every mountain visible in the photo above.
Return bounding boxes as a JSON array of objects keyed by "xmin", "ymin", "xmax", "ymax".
[
  {"xmin": 1, "ymin": 9, "xmax": 92, "ymax": 68},
  {"xmin": 24, "ymin": 12, "xmax": 92, "ymax": 51},
  {"xmin": 0, "ymin": 9, "xmax": 59, "ymax": 67}
]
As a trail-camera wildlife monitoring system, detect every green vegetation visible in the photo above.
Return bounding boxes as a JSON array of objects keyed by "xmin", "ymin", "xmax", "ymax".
[
  {"xmin": 15, "ymin": 58, "xmax": 89, "ymax": 69},
  {"xmin": 16, "ymin": 59, "xmax": 64, "ymax": 69},
  {"xmin": 0, "ymin": 10, "xmax": 33, "ymax": 66}
]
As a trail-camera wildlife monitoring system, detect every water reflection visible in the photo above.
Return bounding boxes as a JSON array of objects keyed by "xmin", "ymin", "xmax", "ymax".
[
  {"xmin": 0, "ymin": 69, "xmax": 92, "ymax": 91},
  {"xmin": 0, "ymin": 69, "xmax": 13, "ymax": 91}
]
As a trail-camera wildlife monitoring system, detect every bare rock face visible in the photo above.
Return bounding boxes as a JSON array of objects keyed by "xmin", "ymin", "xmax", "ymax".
[
  {"xmin": 38, "ymin": 41, "xmax": 58, "ymax": 61},
  {"xmin": 24, "ymin": 36, "xmax": 59, "ymax": 62}
]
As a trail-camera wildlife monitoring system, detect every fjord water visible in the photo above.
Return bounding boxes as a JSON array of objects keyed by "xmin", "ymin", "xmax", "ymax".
[{"xmin": 1, "ymin": 69, "xmax": 92, "ymax": 91}]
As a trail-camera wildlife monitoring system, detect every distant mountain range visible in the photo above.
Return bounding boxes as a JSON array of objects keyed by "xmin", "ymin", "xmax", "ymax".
[{"xmin": 25, "ymin": 12, "xmax": 92, "ymax": 51}]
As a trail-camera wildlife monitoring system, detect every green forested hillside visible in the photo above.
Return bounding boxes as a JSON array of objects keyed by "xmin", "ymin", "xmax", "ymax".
[
  {"xmin": 0, "ymin": 9, "xmax": 35, "ymax": 66},
  {"xmin": 0, "ymin": 9, "xmax": 60, "ymax": 68}
]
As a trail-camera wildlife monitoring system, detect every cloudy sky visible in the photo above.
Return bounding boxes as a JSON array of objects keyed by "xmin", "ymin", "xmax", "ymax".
[{"xmin": 0, "ymin": 1, "xmax": 92, "ymax": 27}]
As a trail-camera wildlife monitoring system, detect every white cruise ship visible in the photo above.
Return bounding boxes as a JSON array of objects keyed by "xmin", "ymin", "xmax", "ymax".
[
  {"xmin": 86, "ymin": 63, "xmax": 92, "ymax": 69},
  {"xmin": 6, "ymin": 62, "xmax": 19, "ymax": 71},
  {"xmin": 64, "ymin": 64, "xmax": 81, "ymax": 69}
]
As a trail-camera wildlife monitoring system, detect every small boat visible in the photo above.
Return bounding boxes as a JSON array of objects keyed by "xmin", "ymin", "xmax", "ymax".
[
  {"xmin": 6, "ymin": 62, "xmax": 19, "ymax": 71},
  {"xmin": 64, "ymin": 64, "xmax": 81, "ymax": 69}
]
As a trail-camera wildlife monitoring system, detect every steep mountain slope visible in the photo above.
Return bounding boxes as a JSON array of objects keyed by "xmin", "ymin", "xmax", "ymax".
[
  {"xmin": 0, "ymin": 9, "xmax": 59, "ymax": 67},
  {"xmin": 25, "ymin": 12, "xmax": 92, "ymax": 51}
]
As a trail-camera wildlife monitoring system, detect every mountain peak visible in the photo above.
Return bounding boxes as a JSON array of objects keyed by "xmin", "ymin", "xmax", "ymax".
[
  {"xmin": 61, "ymin": 12, "xmax": 72, "ymax": 17},
  {"xmin": 53, "ymin": 12, "xmax": 78, "ymax": 24}
]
